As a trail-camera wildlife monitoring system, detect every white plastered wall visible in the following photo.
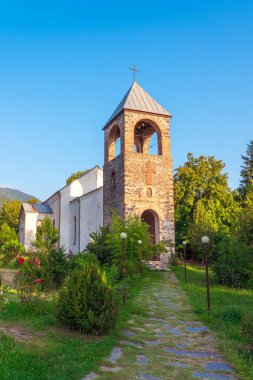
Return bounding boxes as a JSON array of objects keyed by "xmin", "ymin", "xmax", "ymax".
[{"xmin": 79, "ymin": 187, "xmax": 103, "ymax": 252}]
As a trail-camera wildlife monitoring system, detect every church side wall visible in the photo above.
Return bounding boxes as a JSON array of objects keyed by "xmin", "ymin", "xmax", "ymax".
[
  {"xmin": 80, "ymin": 187, "xmax": 103, "ymax": 251},
  {"xmin": 69, "ymin": 200, "xmax": 80, "ymax": 254}
]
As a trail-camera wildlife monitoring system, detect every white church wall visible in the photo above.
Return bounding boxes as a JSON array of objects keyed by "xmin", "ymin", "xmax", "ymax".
[
  {"xmin": 59, "ymin": 167, "xmax": 103, "ymax": 253},
  {"xmin": 20, "ymin": 166, "xmax": 104, "ymax": 254},
  {"xmin": 79, "ymin": 187, "xmax": 103, "ymax": 251},
  {"xmin": 97, "ymin": 168, "xmax": 103, "ymax": 188},
  {"xmin": 24, "ymin": 212, "xmax": 38, "ymax": 250},
  {"xmin": 22, "ymin": 211, "xmax": 52, "ymax": 251},
  {"xmin": 69, "ymin": 200, "xmax": 80, "ymax": 254}
]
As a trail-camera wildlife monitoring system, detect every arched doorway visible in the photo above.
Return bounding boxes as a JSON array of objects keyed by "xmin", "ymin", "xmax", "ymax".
[{"xmin": 141, "ymin": 209, "xmax": 159, "ymax": 244}]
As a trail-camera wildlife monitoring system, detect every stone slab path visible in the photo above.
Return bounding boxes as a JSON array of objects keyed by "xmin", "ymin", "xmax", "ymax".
[{"xmin": 83, "ymin": 270, "xmax": 238, "ymax": 380}]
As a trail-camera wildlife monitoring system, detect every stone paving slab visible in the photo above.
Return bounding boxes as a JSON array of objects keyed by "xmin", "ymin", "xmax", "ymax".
[{"xmin": 80, "ymin": 268, "xmax": 238, "ymax": 380}]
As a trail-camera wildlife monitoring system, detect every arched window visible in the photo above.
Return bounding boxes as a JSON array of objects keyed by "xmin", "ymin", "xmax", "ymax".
[
  {"xmin": 134, "ymin": 121, "xmax": 162, "ymax": 155},
  {"xmin": 73, "ymin": 216, "xmax": 76, "ymax": 245},
  {"xmin": 147, "ymin": 188, "xmax": 152, "ymax": 198},
  {"xmin": 111, "ymin": 171, "xmax": 116, "ymax": 191},
  {"xmin": 108, "ymin": 125, "xmax": 121, "ymax": 161}
]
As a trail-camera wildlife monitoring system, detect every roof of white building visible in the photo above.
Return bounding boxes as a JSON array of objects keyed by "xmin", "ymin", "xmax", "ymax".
[
  {"xmin": 22, "ymin": 203, "xmax": 53, "ymax": 214},
  {"xmin": 104, "ymin": 81, "xmax": 171, "ymax": 129}
]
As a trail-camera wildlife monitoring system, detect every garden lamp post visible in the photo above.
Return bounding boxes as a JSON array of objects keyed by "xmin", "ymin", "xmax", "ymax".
[
  {"xmin": 201, "ymin": 235, "xmax": 211, "ymax": 312},
  {"xmin": 182, "ymin": 241, "xmax": 187, "ymax": 283},
  {"xmin": 138, "ymin": 240, "xmax": 143, "ymax": 274},
  {"xmin": 120, "ymin": 232, "xmax": 127, "ymax": 303}
]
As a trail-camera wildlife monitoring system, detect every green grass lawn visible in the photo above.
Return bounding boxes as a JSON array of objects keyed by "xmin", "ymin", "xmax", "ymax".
[
  {"xmin": 173, "ymin": 264, "xmax": 253, "ymax": 380},
  {"xmin": 0, "ymin": 269, "xmax": 156, "ymax": 380}
]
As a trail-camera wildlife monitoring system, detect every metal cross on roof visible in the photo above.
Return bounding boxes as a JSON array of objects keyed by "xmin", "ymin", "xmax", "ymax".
[{"xmin": 129, "ymin": 64, "xmax": 140, "ymax": 82}]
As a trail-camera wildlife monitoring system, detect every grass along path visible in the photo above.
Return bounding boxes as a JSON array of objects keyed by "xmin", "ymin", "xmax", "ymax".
[
  {"xmin": 83, "ymin": 268, "xmax": 239, "ymax": 380},
  {"xmin": 0, "ymin": 269, "xmax": 144, "ymax": 380},
  {"xmin": 173, "ymin": 264, "xmax": 253, "ymax": 380}
]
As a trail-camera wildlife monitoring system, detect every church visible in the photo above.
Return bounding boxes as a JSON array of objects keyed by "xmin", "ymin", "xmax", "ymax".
[{"xmin": 19, "ymin": 80, "xmax": 175, "ymax": 258}]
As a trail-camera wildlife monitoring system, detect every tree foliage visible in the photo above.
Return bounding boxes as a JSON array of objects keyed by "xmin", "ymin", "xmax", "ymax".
[
  {"xmin": 66, "ymin": 169, "xmax": 90, "ymax": 185},
  {"xmin": 0, "ymin": 199, "xmax": 21, "ymax": 232},
  {"xmin": 0, "ymin": 223, "xmax": 17, "ymax": 246},
  {"xmin": 174, "ymin": 153, "xmax": 238, "ymax": 245},
  {"xmin": 234, "ymin": 187, "xmax": 253, "ymax": 247},
  {"xmin": 33, "ymin": 216, "xmax": 59, "ymax": 254},
  {"xmin": 27, "ymin": 198, "xmax": 38, "ymax": 204},
  {"xmin": 186, "ymin": 202, "xmax": 217, "ymax": 259},
  {"xmin": 240, "ymin": 140, "xmax": 253, "ymax": 196},
  {"xmin": 105, "ymin": 211, "xmax": 152, "ymax": 276}
]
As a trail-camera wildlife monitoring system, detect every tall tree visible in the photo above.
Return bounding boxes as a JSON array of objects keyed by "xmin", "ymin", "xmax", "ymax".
[
  {"xmin": 174, "ymin": 153, "xmax": 238, "ymax": 244},
  {"xmin": 0, "ymin": 199, "xmax": 22, "ymax": 232},
  {"xmin": 240, "ymin": 140, "xmax": 253, "ymax": 195},
  {"xmin": 33, "ymin": 216, "xmax": 59, "ymax": 254}
]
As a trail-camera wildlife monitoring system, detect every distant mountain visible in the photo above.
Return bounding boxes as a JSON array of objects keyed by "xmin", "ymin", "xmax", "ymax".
[{"xmin": 0, "ymin": 188, "xmax": 40, "ymax": 206}]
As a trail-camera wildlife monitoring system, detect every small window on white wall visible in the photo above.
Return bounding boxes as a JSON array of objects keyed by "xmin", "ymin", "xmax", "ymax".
[{"xmin": 74, "ymin": 216, "xmax": 76, "ymax": 245}]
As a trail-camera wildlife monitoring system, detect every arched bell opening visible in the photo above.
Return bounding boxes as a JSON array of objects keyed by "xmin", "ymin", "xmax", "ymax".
[
  {"xmin": 134, "ymin": 120, "xmax": 162, "ymax": 155},
  {"xmin": 107, "ymin": 125, "xmax": 121, "ymax": 161}
]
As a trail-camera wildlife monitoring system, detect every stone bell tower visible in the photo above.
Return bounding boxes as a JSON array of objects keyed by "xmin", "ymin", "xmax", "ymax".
[{"xmin": 103, "ymin": 81, "xmax": 174, "ymax": 247}]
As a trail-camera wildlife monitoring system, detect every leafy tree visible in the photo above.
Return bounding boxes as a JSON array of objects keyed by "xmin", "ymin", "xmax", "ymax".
[
  {"xmin": 174, "ymin": 153, "xmax": 239, "ymax": 245},
  {"xmin": 66, "ymin": 169, "xmax": 90, "ymax": 185},
  {"xmin": 0, "ymin": 199, "xmax": 21, "ymax": 232},
  {"xmin": 27, "ymin": 198, "xmax": 38, "ymax": 204},
  {"xmin": 187, "ymin": 202, "xmax": 217, "ymax": 259},
  {"xmin": 240, "ymin": 140, "xmax": 253, "ymax": 196},
  {"xmin": 33, "ymin": 216, "xmax": 59, "ymax": 254},
  {"xmin": 0, "ymin": 222, "xmax": 17, "ymax": 246},
  {"xmin": 234, "ymin": 186, "xmax": 253, "ymax": 247},
  {"xmin": 212, "ymin": 236, "xmax": 253, "ymax": 288},
  {"xmin": 106, "ymin": 211, "xmax": 152, "ymax": 277}
]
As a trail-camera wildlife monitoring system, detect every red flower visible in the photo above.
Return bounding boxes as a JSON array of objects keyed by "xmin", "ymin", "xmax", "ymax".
[
  {"xmin": 34, "ymin": 278, "xmax": 42, "ymax": 284},
  {"xmin": 29, "ymin": 260, "xmax": 34, "ymax": 264},
  {"xmin": 35, "ymin": 258, "xmax": 41, "ymax": 265},
  {"xmin": 17, "ymin": 257, "xmax": 24, "ymax": 266},
  {"xmin": 36, "ymin": 265, "xmax": 41, "ymax": 270}
]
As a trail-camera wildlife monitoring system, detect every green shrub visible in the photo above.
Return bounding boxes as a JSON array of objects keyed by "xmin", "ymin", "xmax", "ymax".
[
  {"xmin": 212, "ymin": 237, "xmax": 253, "ymax": 288},
  {"xmin": 0, "ymin": 240, "xmax": 25, "ymax": 266},
  {"xmin": 85, "ymin": 227, "xmax": 112, "ymax": 265},
  {"xmin": 68, "ymin": 252, "xmax": 100, "ymax": 271},
  {"xmin": 57, "ymin": 263, "xmax": 116, "ymax": 334},
  {"xmin": 46, "ymin": 249, "xmax": 69, "ymax": 288},
  {"xmin": 241, "ymin": 315, "xmax": 253, "ymax": 348}
]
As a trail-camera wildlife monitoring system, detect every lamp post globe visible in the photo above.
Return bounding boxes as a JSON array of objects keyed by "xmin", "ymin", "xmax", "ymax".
[
  {"xmin": 182, "ymin": 241, "xmax": 187, "ymax": 246},
  {"xmin": 120, "ymin": 232, "xmax": 127, "ymax": 240},
  {"xmin": 201, "ymin": 236, "xmax": 210, "ymax": 244},
  {"xmin": 138, "ymin": 240, "xmax": 142, "ymax": 245}
]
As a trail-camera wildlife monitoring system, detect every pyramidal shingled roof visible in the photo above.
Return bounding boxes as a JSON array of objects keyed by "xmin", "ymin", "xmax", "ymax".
[{"xmin": 104, "ymin": 81, "xmax": 171, "ymax": 128}]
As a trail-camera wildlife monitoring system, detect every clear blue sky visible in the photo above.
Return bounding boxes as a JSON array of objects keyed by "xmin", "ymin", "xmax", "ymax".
[{"xmin": 0, "ymin": 1, "xmax": 252, "ymax": 200}]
